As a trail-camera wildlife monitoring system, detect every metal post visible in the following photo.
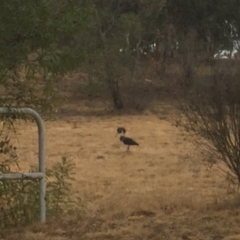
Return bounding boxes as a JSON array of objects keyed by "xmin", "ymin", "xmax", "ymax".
[{"xmin": 0, "ymin": 107, "xmax": 46, "ymax": 223}]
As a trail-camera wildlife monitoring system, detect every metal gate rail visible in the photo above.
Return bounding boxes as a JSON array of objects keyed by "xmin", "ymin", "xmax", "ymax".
[{"xmin": 0, "ymin": 108, "xmax": 46, "ymax": 223}]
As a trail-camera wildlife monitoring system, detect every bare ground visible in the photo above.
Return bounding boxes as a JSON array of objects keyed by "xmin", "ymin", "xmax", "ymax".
[{"xmin": 2, "ymin": 103, "xmax": 240, "ymax": 240}]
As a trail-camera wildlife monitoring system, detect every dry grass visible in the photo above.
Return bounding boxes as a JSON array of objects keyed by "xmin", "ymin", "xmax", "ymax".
[{"xmin": 2, "ymin": 103, "xmax": 240, "ymax": 240}]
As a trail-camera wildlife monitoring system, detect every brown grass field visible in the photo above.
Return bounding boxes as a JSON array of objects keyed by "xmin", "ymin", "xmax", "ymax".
[{"xmin": 2, "ymin": 100, "xmax": 240, "ymax": 240}]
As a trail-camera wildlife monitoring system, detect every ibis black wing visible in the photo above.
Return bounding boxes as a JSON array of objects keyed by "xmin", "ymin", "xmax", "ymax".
[{"xmin": 123, "ymin": 137, "xmax": 139, "ymax": 146}]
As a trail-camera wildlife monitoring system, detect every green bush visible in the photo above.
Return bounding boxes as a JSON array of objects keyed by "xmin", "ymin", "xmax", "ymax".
[{"xmin": 0, "ymin": 136, "xmax": 76, "ymax": 229}]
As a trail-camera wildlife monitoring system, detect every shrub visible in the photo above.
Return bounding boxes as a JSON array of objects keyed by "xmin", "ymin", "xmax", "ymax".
[
  {"xmin": 180, "ymin": 61, "xmax": 240, "ymax": 186},
  {"xmin": 0, "ymin": 135, "xmax": 76, "ymax": 229}
]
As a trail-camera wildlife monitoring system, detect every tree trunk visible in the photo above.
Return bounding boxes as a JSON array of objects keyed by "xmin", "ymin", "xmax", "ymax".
[
  {"xmin": 108, "ymin": 78, "xmax": 124, "ymax": 109},
  {"xmin": 179, "ymin": 31, "xmax": 197, "ymax": 89},
  {"xmin": 104, "ymin": 55, "xmax": 124, "ymax": 109},
  {"xmin": 97, "ymin": 21, "xmax": 124, "ymax": 109}
]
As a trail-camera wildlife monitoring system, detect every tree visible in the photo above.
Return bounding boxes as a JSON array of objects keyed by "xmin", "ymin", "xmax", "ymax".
[
  {"xmin": 180, "ymin": 59, "xmax": 240, "ymax": 185},
  {"xmin": 0, "ymin": 0, "xmax": 92, "ymax": 116},
  {"xmin": 161, "ymin": 0, "xmax": 240, "ymax": 88},
  {"xmin": 78, "ymin": 0, "xmax": 165, "ymax": 109},
  {"xmin": 0, "ymin": 1, "xmax": 93, "ymax": 227}
]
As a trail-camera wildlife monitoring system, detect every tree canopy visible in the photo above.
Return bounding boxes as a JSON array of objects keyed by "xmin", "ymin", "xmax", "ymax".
[
  {"xmin": 0, "ymin": 0, "xmax": 92, "ymax": 114},
  {"xmin": 1, "ymin": 0, "xmax": 240, "ymax": 110}
]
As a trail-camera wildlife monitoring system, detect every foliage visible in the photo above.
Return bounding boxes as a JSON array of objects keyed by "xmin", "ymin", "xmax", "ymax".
[
  {"xmin": 2, "ymin": 0, "xmax": 240, "ymax": 111},
  {"xmin": 180, "ymin": 62, "xmax": 240, "ymax": 186},
  {"xmin": 78, "ymin": 0, "xmax": 166, "ymax": 109},
  {"xmin": 76, "ymin": 0, "xmax": 240, "ymax": 109},
  {"xmin": 0, "ymin": 141, "xmax": 76, "ymax": 229},
  {"xmin": 0, "ymin": 0, "xmax": 92, "ymax": 117},
  {"xmin": 0, "ymin": 1, "xmax": 90, "ymax": 228},
  {"xmin": 46, "ymin": 156, "xmax": 76, "ymax": 216},
  {"xmin": 165, "ymin": 0, "xmax": 240, "ymax": 51}
]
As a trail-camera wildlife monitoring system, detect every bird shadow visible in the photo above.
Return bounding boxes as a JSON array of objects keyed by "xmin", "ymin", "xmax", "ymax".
[{"xmin": 119, "ymin": 151, "xmax": 135, "ymax": 157}]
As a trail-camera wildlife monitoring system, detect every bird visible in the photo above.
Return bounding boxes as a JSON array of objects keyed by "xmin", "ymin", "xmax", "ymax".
[
  {"xmin": 120, "ymin": 135, "xmax": 139, "ymax": 151},
  {"xmin": 115, "ymin": 127, "xmax": 126, "ymax": 137}
]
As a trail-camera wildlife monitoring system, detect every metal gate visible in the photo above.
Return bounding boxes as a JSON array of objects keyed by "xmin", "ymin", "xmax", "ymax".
[{"xmin": 0, "ymin": 107, "xmax": 46, "ymax": 223}]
